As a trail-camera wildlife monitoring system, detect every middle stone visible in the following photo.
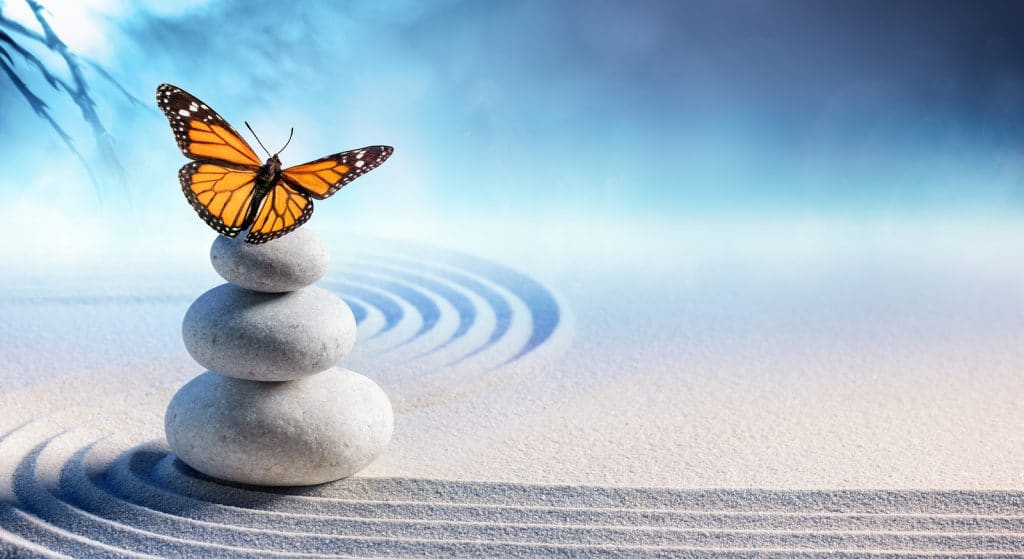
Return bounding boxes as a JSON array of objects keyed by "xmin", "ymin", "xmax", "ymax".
[{"xmin": 182, "ymin": 284, "xmax": 356, "ymax": 381}]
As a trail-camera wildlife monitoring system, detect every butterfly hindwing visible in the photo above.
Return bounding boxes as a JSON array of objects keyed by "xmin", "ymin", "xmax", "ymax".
[
  {"xmin": 157, "ymin": 83, "xmax": 262, "ymax": 167},
  {"xmin": 282, "ymin": 145, "xmax": 393, "ymax": 200},
  {"xmin": 246, "ymin": 180, "xmax": 314, "ymax": 244},
  {"xmin": 179, "ymin": 161, "xmax": 259, "ymax": 237}
]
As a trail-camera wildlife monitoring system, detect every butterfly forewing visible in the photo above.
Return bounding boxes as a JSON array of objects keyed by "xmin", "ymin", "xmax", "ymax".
[
  {"xmin": 282, "ymin": 145, "xmax": 393, "ymax": 200},
  {"xmin": 157, "ymin": 83, "xmax": 262, "ymax": 167},
  {"xmin": 245, "ymin": 181, "xmax": 314, "ymax": 244},
  {"xmin": 180, "ymin": 162, "xmax": 259, "ymax": 237}
]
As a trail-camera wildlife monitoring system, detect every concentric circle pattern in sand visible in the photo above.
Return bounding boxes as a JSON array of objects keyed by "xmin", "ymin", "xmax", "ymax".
[
  {"xmin": 323, "ymin": 238, "xmax": 570, "ymax": 411},
  {"xmin": 3, "ymin": 427, "xmax": 1023, "ymax": 557},
  {"xmin": 0, "ymin": 237, "xmax": 571, "ymax": 411}
]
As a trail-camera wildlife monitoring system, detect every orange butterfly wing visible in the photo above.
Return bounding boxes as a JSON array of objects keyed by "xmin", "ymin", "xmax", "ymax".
[
  {"xmin": 246, "ymin": 181, "xmax": 314, "ymax": 244},
  {"xmin": 157, "ymin": 83, "xmax": 262, "ymax": 168},
  {"xmin": 179, "ymin": 162, "xmax": 259, "ymax": 237},
  {"xmin": 282, "ymin": 146, "xmax": 393, "ymax": 200}
]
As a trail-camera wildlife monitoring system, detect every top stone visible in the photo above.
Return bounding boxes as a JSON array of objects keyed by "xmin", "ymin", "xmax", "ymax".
[{"xmin": 210, "ymin": 228, "xmax": 328, "ymax": 293}]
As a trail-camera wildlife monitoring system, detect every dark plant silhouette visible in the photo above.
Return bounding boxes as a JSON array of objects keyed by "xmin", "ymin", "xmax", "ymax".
[{"xmin": 0, "ymin": 0, "xmax": 145, "ymax": 200}]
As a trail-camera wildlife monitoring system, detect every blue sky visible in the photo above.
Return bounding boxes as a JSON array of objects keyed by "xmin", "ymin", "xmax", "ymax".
[{"xmin": 2, "ymin": 0, "xmax": 1024, "ymax": 252}]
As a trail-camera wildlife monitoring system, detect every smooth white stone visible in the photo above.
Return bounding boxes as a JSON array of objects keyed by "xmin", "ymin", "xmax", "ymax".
[
  {"xmin": 210, "ymin": 229, "xmax": 328, "ymax": 293},
  {"xmin": 165, "ymin": 368, "xmax": 393, "ymax": 486},
  {"xmin": 182, "ymin": 283, "xmax": 355, "ymax": 381}
]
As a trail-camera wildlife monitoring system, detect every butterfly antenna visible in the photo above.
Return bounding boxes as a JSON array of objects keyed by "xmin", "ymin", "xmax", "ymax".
[
  {"xmin": 275, "ymin": 127, "xmax": 295, "ymax": 156},
  {"xmin": 245, "ymin": 121, "xmax": 273, "ymax": 158}
]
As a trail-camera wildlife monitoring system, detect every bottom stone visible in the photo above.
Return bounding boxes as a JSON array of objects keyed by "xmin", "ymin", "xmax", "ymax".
[{"xmin": 165, "ymin": 368, "xmax": 393, "ymax": 486}]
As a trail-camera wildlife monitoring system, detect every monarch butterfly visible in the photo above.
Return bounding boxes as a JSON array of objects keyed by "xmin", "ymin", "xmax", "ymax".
[{"xmin": 156, "ymin": 83, "xmax": 393, "ymax": 244}]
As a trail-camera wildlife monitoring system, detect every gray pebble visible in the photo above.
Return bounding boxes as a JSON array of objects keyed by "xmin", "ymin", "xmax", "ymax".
[
  {"xmin": 182, "ymin": 283, "xmax": 355, "ymax": 381},
  {"xmin": 165, "ymin": 368, "xmax": 393, "ymax": 486},
  {"xmin": 211, "ymin": 229, "xmax": 328, "ymax": 293}
]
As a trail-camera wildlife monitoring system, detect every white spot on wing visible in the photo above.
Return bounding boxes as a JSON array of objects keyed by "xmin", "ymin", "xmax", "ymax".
[{"xmin": 178, "ymin": 109, "xmax": 190, "ymax": 117}]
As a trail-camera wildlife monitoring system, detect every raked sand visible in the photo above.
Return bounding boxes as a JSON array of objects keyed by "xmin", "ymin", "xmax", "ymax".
[{"xmin": 1, "ymin": 220, "xmax": 1022, "ymax": 556}]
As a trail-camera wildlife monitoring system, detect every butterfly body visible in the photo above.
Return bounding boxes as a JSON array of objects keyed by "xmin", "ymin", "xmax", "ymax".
[
  {"xmin": 255, "ymin": 155, "xmax": 283, "ymax": 194},
  {"xmin": 157, "ymin": 84, "xmax": 393, "ymax": 244},
  {"xmin": 237, "ymin": 154, "xmax": 283, "ymax": 230}
]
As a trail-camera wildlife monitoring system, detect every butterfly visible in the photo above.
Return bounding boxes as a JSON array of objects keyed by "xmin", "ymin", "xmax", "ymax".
[{"xmin": 156, "ymin": 83, "xmax": 393, "ymax": 243}]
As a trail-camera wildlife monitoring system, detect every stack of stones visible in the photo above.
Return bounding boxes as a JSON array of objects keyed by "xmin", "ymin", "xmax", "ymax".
[{"xmin": 165, "ymin": 229, "xmax": 393, "ymax": 486}]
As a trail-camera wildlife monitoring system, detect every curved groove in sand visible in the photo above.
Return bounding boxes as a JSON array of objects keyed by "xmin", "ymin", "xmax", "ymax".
[
  {"xmin": 329, "ymin": 284, "xmax": 404, "ymax": 337},
  {"xmin": 345, "ymin": 273, "xmax": 441, "ymax": 343},
  {"xmin": 349, "ymin": 246, "xmax": 562, "ymax": 365},
  {"xmin": 326, "ymin": 246, "xmax": 566, "ymax": 380},
  {"xmin": 345, "ymin": 261, "xmax": 503, "ymax": 357},
  {"xmin": 79, "ymin": 452, "xmax": 1024, "ymax": 552},
  {"xmin": 4, "ymin": 422, "xmax": 1024, "ymax": 557}
]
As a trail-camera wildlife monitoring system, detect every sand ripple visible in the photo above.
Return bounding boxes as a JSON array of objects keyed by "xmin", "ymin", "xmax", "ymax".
[{"xmin": 3, "ymin": 425, "xmax": 1023, "ymax": 557}]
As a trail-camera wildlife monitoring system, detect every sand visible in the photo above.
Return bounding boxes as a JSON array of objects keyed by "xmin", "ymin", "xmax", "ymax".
[{"xmin": 1, "ymin": 219, "xmax": 1022, "ymax": 556}]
